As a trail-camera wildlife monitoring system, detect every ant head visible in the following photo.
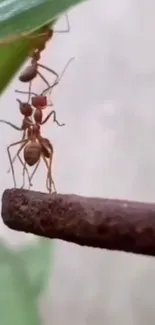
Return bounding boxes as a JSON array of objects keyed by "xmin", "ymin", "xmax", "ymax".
[
  {"xmin": 17, "ymin": 99, "xmax": 33, "ymax": 117},
  {"xmin": 31, "ymin": 95, "xmax": 47, "ymax": 109}
]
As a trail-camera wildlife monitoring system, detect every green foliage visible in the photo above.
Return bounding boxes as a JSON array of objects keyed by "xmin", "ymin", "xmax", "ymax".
[
  {"xmin": 0, "ymin": 0, "xmax": 85, "ymax": 40},
  {"xmin": 0, "ymin": 238, "xmax": 52, "ymax": 325}
]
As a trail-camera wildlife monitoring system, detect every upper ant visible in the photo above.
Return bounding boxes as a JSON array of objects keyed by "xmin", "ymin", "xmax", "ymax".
[
  {"xmin": 15, "ymin": 56, "xmax": 74, "ymax": 111},
  {"xmin": 18, "ymin": 14, "xmax": 71, "ymax": 98}
]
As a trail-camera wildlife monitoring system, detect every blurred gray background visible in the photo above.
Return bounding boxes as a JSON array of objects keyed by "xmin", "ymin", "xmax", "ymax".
[{"xmin": 1, "ymin": 0, "xmax": 155, "ymax": 324}]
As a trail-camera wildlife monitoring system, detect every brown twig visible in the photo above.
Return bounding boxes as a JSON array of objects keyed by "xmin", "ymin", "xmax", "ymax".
[{"xmin": 1, "ymin": 188, "xmax": 155, "ymax": 257}]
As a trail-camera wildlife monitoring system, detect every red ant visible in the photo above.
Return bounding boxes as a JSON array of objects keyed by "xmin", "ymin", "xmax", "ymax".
[
  {"xmin": 18, "ymin": 14, "xmax": 71, "ymax": 98},
  {"xmin": 7, "ymin": 57, "xmax": 74, "ymax": 172},
  {"xmin": 0, "ymin": 97, "xmax": 64, "ymax": 186},
  {"xmin": 15, "ymin": 56, "xmax": 74, "ymax": 109},
  {"xmin": 0, "ymin": 112, "xmax": 58, "ymax": 191}
]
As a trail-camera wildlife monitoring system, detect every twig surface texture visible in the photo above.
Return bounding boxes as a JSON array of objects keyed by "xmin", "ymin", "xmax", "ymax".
[{"xmin": 2, "ymin": 188, "xmax": 155, "ymax": 256}]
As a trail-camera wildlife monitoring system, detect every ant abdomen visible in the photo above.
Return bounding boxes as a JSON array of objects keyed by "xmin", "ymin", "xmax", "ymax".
[
  {"xmin": 24, "ymin": 141, "xmax": 41, "ymax": 166},
  {"xmin": 32, "ymin": 96, "xmax": 47, "ymax": 109},
  {"xmin": 19, "ymin": 65, "xmax": 37, "ymax": 82}
]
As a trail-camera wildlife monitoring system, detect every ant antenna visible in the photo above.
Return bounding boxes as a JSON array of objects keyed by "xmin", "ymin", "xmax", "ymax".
[
  {"xmin": 15, "ymin": 90, "xmax": 38, "ymax": 97},
  {"xmin": 54, "ymin": 13, "xmax": 71, "ymax": 34},
  {"xmin": 42, "ymin": 56, "xmax": 75, "ymax": 95},
  {"xmin": 0, "ymin": 120, "xmax": 22, "ymax": 130}
]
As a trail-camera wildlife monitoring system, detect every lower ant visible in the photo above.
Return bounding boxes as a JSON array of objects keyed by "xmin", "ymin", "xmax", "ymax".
[
  {"xmin": 1, "ymin": 98, "xmax": 64, "ymax": 181},
  {"xmin": 6, "ymin": 122, "xmax": 56, "ymax": 193}
]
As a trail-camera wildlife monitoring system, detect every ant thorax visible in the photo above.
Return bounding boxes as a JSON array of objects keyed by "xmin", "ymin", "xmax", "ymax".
[{"xmin": 27, "ymin": 124, "xmax": 40, "ymax": 139}]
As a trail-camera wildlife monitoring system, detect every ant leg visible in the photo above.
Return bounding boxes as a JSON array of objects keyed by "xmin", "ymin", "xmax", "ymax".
[
  {"xmin": 39, "ymin": 138, "xmax": 56, "ymax": 193},
  {"xmin": 7, "ymin": 140, "xmax": 28, "ymax": 188},
  {"xmin": 41, "ymin": 154, "xmax": 56, "ymax": 193},
  {"xmin": 55, "ymin": 13, "xmax": 71, "ymax": 33},
  {"xmin": 37, "ymin": 63, "xmax": 59, "ymax": 79},
  {"xmin": 7, "ymin": 130, "xmax": 26, "ymax": 174},
  {"xmin": 47, "ymin": 149, "xmax": 56, "ymax": 193},
  {"xmin": 15, "ymin": 90, "xmax": 38, "ymax": 96},
  {"xmin": 17, "ymin": 154, "xmax": 32, "ymax": 189},
  {"xmin": 28, "ymin": 159, "xmax": 41, "ymax": 185},
  {"xmin": 28, "ymin": 81, "xmax": 32, "ymax": 103},
  {"xmin": 41, "ymin": 110, "xmax": 65, "ymax": 127},
  {"xmin": 21, "ymin": 161, "xmax": 27, "ymax": 189},
  {"xmin": 37, "ymin": 70, "xmax": 50, "ymax": 88},
  {"xmin": 0, "ymin": 119, "xmax": 22, "ymax": 131},
  {"xmin": 42, "ymin": 57, "xmax": 75, "ymax": 95}
]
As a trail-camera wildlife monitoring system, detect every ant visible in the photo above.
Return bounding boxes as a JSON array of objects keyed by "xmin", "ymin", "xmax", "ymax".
[
  {"xmin": 12, "ymin": 122, "xmax": 56, "ymax": 192},
  {"xmin": 1, "ymin": 97, "xmax": 64, "ymax": 183},
  {"xmin": 7, "ymin": 57, "xmax": 74, "ymax": 172},
  {"xmin": 18, "ymin": 14, "xmax": 71, "ymax": 98},
  {"xmin": 15, "ymin": 56, "xmax": 74, "ymax": 109},
  {"xmin": 0, "ymin": 114, "xmax": 58, "ymax": 192}
]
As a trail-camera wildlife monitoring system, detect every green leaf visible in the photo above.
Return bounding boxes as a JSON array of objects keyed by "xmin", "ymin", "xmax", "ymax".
[
  {"xmin": 0, "ymin": 37, "xmax": 35, "ymax": 94},
  {"xmin": 0, "ymin": 240, "xmax": 41, "ymax": 325},
  {"xmin": 0, "ymin": 0, "xmax": 86, "ymax": 41},
  {"xmin": 16, "ymin": 238, "xmax": 53, "ymax": 298}
]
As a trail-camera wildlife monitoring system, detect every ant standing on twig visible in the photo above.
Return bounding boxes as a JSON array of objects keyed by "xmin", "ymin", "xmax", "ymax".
[
  {"xmin": 0, "ymin": 120, "xmax": 57, "ymax": 193},
  {"xmin": 0, "ymin": 105, "xmax": 60, "ymax": 192}
]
